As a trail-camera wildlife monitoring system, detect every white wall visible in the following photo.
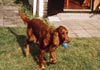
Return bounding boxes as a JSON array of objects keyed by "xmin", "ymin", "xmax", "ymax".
[
  {"xmin": 38, "ymin": 0, "xmax": 44, "ymax": 17},
  {"xmin": 28, "ymin": 0, "xmax": 48, "ymax": 17}
]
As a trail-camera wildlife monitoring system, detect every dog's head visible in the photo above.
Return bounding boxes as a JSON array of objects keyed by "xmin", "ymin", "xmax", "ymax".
[{"xmin": 56, "ymin": 26, "xmax": 70, "ymax": 44}]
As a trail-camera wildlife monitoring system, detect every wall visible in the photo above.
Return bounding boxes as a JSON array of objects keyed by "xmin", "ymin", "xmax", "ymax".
[{"xmin": 28, "ymin": 0, "xmax": 48, "ymax": 17}]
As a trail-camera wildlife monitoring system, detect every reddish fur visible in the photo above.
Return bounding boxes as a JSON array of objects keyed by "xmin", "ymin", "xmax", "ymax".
[
  {"xmin": 56, "ymin": 26, "xmax": 70, "ymax": 44},
  {"xmin": 19, "ymin": 12, "xmax": 70, "ymax": 70},
  {"xmin": 19, "ymin": 12, "xmax": 59, "ymax": 70}
]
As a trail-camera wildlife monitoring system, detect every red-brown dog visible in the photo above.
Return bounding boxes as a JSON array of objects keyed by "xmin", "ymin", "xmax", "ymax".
[{"xmin": 19, "ymin": 12, "xmax": 70, "ymax": 70}]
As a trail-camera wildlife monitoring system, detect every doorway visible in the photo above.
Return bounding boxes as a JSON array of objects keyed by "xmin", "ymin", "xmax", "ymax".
[
  {"xmin": 47, "ymin": 0, "xmax": 93, "ymax": 16},
  {"xmin": 48, "ymin": 0, "xmax": 64, "ymax": 16},
  {"xmin": 64, "ymin": 0, "xmax": 92, "ymax": 11}
]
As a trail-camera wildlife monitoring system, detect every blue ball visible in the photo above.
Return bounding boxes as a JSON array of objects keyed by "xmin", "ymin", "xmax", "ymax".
[{"xmin": 62, "ymin": 43, "xmax": 69, "ymax": 48}]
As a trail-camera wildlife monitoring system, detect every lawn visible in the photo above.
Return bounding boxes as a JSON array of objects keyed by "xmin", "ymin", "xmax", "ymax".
[{"xmin": 0, "ymin": 27, "xmax": 100, "ymax": 70}]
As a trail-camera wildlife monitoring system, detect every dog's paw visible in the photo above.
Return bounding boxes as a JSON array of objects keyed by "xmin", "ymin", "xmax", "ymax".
[
  {"xmin": 41, "ymin": 66, "xmax": 46, "ymax": 70},
  {"xmin": 49, "ymin": 60, "xmax": 57, "ymax": 64}
]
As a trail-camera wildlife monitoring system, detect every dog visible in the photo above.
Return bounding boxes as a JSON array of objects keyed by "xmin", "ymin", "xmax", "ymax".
[{"xmin": 19, "ymin": 12, "xmax": 70, "ymax": 70}]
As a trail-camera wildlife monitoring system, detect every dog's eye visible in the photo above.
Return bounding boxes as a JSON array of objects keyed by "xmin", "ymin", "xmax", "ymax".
[
  {"xmin": 61, "ymin": 32, "xmax": 65, "ymax": 34},
  {"xmin": 66, "ymin": 32, "xmax": 68, "ymax": 34}
]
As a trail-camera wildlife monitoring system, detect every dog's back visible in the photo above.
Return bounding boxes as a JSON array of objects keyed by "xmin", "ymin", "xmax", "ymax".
[{"xmin": 19, "ymin": 12, "xmax": 52, "ymax": 47}]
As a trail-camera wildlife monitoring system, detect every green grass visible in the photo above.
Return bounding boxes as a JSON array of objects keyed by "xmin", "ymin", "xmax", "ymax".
[{"xmin": 0, "ymin": 27, "xmax": 100, "ymax": 70}]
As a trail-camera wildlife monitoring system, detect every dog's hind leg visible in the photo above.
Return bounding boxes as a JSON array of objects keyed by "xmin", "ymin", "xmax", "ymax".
[
  {"xmin": 39, "ymin": 49, "xmax": 46, "ymax": 70},
  {"xmin": 25, "ymin": 27, "xmax": 36, "ymax": 56},
  {"xmin": 25, "ymin": 42, "xmax": 30, "ymax": 56}
]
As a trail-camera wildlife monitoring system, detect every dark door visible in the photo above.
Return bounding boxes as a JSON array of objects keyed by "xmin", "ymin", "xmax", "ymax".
[{"xmin": 48, "ymin": 0, "xmax": 64, "ymax": 16}]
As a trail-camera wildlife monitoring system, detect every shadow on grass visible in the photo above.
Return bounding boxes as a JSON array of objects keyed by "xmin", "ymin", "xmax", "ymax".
[{"xmin": 7, "ymin": 28, "xmax": 40, "ymax": 64}]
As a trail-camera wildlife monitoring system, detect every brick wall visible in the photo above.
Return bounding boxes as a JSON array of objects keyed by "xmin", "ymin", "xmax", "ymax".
[{"xmin": 43, "ymin": 0, "xmax": 48, "ymax": 17}]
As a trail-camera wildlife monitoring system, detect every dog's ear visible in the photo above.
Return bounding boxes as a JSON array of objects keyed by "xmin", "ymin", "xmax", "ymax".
[
  {"xmin": 52, "ymin": 31, "xmax": 60, "ymax": 46},
  {"xmin": 43, "ymin": 33, "xmax": 51, "ymax": 47}
]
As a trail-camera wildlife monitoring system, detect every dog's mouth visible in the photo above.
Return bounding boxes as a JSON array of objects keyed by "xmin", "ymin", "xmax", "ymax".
[
  {"xmin": 61, "ymin": 38, "xmax": 70, "ymax": 48},
  {"xmin": 62, "ymin": 38, "xmax": 70, "ymax": 43}
]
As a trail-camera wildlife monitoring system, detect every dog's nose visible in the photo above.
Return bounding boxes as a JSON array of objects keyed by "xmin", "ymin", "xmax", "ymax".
[
  {"xmin": 64, "ymin": 38, "xmax": 70, "ymax": 43},
  {"xmin": 67, "ymin": 39, "xmax": 70, "ymax": 43}
]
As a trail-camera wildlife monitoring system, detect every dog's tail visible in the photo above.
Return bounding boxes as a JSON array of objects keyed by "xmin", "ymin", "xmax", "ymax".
[{"xmin": 19, "ymin": 11, "xmax": 30, "ymax": 25}]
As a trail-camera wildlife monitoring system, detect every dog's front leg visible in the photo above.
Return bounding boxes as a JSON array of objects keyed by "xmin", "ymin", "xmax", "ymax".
[
  {"xmin": 50, "ymin": 50, "xmax": 57, "ymax": 64},
  {"xmin": 50, "ymin": 47, "xmax": 57, "ymax": 64},
  {"xmin": 39, "ymin": 49, "xmax": 46, "ymax": 70}
]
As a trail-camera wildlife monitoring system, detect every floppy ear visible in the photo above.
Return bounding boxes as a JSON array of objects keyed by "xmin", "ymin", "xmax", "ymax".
[
  {"xmin": 43, "ymin": 33, "xmax": 51, "ymax": 47},
  {"xmin": 43, "ymin": 38, "xmax": 50, "ymax": 47},
  {"xmin": 52, "ymin": 31, "xmax": 60, "ymax": 46}
]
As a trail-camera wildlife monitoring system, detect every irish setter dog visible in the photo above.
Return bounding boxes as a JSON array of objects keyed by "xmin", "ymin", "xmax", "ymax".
[{"xmin": 19, "ymin": 12, "xmax": 70, "ymax": 70}]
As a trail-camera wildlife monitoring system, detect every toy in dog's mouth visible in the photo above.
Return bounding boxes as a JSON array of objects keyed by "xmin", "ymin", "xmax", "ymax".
[{"xmin": 61, "ymin": 42, "xmax": 69, "ymax": 48}]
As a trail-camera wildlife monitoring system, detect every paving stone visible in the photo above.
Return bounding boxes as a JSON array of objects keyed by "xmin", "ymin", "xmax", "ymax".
[
  {"xmin": 91, "ymin": 22, "xmax": 100, "ymax": 27},
  {"xmin": 83, "ymin": 25, "xmax": 97, "ymax": 30},
  {"xmin": 94, "ymin": 26, "xmax": 100, "ymax": 31},
  {"xmin": 3, "ymin": 10, "xmax": 18, "ymax": 17},
  {"xmin": 0, "ymin": 5, "xmax": 25, "ymax": 27},
  {"xmin": 69, "ymin": 25, "xmax": 84, "ymax": 30},
  {"xmin": 91, "ymin": 33, "xmax": 100, "ymax": 37},
  {"xmin": 72, "ymin": 30, "xmax": 91, "ymax": 37},
  {"xmin": 86, "ymin": 29, "xmax": 100, "ymax": 35},
  {"xmin": 3, "ymin": 6, "xmax": 18, "ymax": 10},
  {"xmin": 49, "ymin": 13, "xmax": 100, "ymax": 37},
  {"xmin": 69, "ymin": 33, "xmax": 77, "ymax": 37},
  {"xmin": 0, "ymin": 5, "xmax": 100, "ymax": 37},
  {"xmin": 0, "ymin": 0, "xmax": 3, "ymax": 3},
  {"xmin": 48, "ymin": 16, "xmax": 60, "ymax": 22},
  {"xmin": 0, "ymin": 19, "xmax": 3, "ymax": 26},
  {"xmin": 68, "ymin": 30, "xmax": 77, "ymax": 37},
  {"xmin": 97, "ymin": 14, "xmax": 100, "ymax": 19}
]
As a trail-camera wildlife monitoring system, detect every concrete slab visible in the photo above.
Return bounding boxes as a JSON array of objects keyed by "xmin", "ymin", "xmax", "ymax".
[
  {"xmin": 72, "ymin": 29, "xmax": 91, "ymax": 37},
  {"xmin": 0, "ymin": 4, "xmax": 100, "ymax": 38},
  {"xmin": 3, "ymin": 6, "xmax": 18, "ymax": 10},
  {"xmin": 0, "ymin": 5, "xmax": 25, "ymax": 27},
  {"xmin": 48, "ymin": 16, "xmax": 60, "ymax": 22},
  {"xmin": 48, "ymin": 13, "xmax": 100, "ymax": 37},
  {"xmin": 0, "ymin": 19, "xmax": 3, "ymax": 26}
]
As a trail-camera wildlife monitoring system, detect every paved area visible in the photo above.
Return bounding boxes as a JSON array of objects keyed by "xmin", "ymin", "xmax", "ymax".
[
  {"xmin": 0, "ymin": 5, "xmax": 100, "ymax": 37},
  {"xmin": 48, "ymin": 13, "xmax": 100, "ymax": 37},
  {"xmin": 0, "ymin": 5, "xmax": 25, "ymax": 27}
]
